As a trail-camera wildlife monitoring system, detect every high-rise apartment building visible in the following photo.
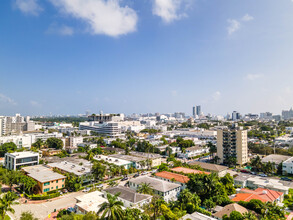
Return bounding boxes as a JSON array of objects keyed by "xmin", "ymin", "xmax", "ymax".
[
  {"xmin": 196, "ymin": 105, "xmax": 201, "ymax": 116},
  {"xmin": 192, "ymin": 106, "xmax": 196, "ymax": 118},
  {"xmin": 232, "ymin": 111, "xmax": 241, "ymax": 121},
  {"xmin": 217, "ymin": 124, "xmax": 248, "ymax": 165}
]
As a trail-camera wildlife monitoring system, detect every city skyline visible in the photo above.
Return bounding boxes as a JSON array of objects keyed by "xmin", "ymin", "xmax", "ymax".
[{"xmin": 1, "ymin": 0, "xmax": 293, "ymax": 116}]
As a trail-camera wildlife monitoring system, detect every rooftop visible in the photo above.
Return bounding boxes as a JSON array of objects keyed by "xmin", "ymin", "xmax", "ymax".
[
  {"xmin": 232, "ymin": 188, "xmax": 283, "ymax": 203},
  {"xmin": 104, "ymin": 186, "xmax": 152, "ymax": 204},
  {"xmin": 129, "ymin": 176, "xmax": 180, "ymax": 192},
  {"xmin": 130, "ymin": 151, "xmax": 162, "ymax": 159},
  {"xmin": 94, "ymin": 155, "xmax": 132, "ymax": 166},
  {"xmin": 5, "ymin": 151, "xmax": 39, "ymax": 158},
  {"xmin": 47, "ymin": 161, "xmax": 91, "ymax": 176},
  {"xmin": 111, "ymin": 154, "xmax": 145, "ymax": 162},
  {"xmin": 181, "ymin": 212, "xmax": 217, "ymax": 220},
  {"xmin": 188, "ymin": 161, "xmax": 228, "ymax": 172},
  {"xmin": 171, "ymin": 167, "xmax": 210, "ymax": 175},
  {"xmin": 155, "ymin": 171, "xmax": 190, "ymax": 184},
  {"xmin": 22, "ymin": 165, "xmax": 66, "ymax": 183},
  {"xmin": 75, "ymin": 191, "xmax": 107, "ymax": 213},
  {"xmin": 214, "ymin": 203, "xmax": 248, "ymax": 219},
  {"xmin": 261, "ymin": 154, "xmax": 291, "ymax": 164}
]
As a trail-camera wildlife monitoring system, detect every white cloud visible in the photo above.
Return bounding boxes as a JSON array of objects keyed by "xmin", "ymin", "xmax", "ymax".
[
  {"xmin": 227, "ymin": 19, "xmax": 241, "ymax": 35},
  {"xmin": 152, "ymin": 0, "xmax": 191, "ymax": 23},
  {"xmin": 46, "ymin": 24, "xmax": 74, "ymax": 36},
  {"xmin": 0, "ymin": 94, "xmax": 17, "ymax": 105},
  {"xmin": 227, "ymin": 14, "xmax": 254, "ymax": 35},
  {"xmin": 245, "ymin": 74, "xmax": 264, "ymax": 81},
  {"xmin": 48, "ymin": 0, "xmax": 138, "ymax": 37},
  {"xmin": 242, "ymin": 14, "xmax": 254, "ymax": 22},
  {"xmin": 212, "ymin": 91, "xmax": 221, "ymax": 101},
  {"xmin": 30, "ymin": 100, "xmax": 41, "ymax": 107},
  {"xmin": 14, "ymin": 0, "xmax": 43, "ymax": 16}
]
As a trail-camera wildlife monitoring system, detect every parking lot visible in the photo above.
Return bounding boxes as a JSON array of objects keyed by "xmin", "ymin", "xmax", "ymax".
[{"xmin": 10, "ymin": 191, "xmax": 85, "ymax": 220}]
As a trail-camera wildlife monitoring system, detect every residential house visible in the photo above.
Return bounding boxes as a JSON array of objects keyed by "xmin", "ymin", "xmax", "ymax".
[
  {"xmin": 232, "ymin": 188, "xmax": 283, "ymax": 203},
  {"xmin": 213, "ymin": 203, "xmax": 248, "ymax": 219},
  {"xmin": 177, "ymin": 146, "xmax": 209, "ymax": 159},
  {"xmin": 188, "ymin": 161, "xmax": 228, "ymax": 177},
  {"xmin": 129, "ymin": 176, "xmax": 181, "ymax": 202},
  {"xmin": 171, "ymin": 167, "xmax": 210, "ymax": 175},
  {"xmin": 75, "ymin": 191, "xmax": 107, "ymax": 214},
  {"xmin": 155, "ymin": 171, "xmax": 189, "ymax": 190}
]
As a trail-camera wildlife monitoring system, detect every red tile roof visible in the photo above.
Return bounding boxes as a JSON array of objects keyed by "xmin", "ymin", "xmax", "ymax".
[
  {"xmin": 232, "ymin": 188, "xmax": 283, "ymax": 203},
  {"xmin": 155, "ymin": 171, "xmax": 190, "ymax": 184},
  {"xmin": 171, "ymin": 167, "xmax": 210, "ymax": 175}
]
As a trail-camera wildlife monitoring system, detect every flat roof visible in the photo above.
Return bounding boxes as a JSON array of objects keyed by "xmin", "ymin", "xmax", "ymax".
[
  {"xmin": 22, "ymin": 165, "xmax": 65, "ymax": 183},
  {"xmin": 48, "ymin": 161, "xmax": 91, "ymax": 176},
  {"xmin": 5, "ymin": 151, "xmax": 39, "ymax": 158},
  {"xmin": 94, "ymin": 155, "xmax": 132, "ymax": 166},
  {"xmin": 261, "ymin": 154, "xmax": 291, "ymax": 164},
  {"xmin": 110, "ymin": 154, "xmax": 145, "ymax": 162},
  {"xmin": 129, "ymin": 176, "xmax": 180, "ymax": 192},
  {"xmin": 75, "ymin": 191, "xmax": 107, "ymax": 213},
  {"xmin": 171, "ymin": 167, "xmax": 210, "ymax": 175}
]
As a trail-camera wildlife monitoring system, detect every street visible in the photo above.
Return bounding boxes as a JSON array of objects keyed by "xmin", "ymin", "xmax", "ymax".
[{"xmin": 10, "ymin": 191, "xmax": 85, "ymax": 220}]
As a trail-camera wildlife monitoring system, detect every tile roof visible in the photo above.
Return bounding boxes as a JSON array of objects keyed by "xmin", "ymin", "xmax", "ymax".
[
  {"xmin": 104, "ymin": 186, "xmax": 152, "ymax": 204},
  {"xmin": 155, "ymin": 171, "xmax": 189, "ymax": 184},
  {"xmin": 232, "ymin": 188, "xmax": 283, "ymax": 203},
  {"xmin": 188, "ymin": 161, "xmax": 228, "ymax": 172},
  {"xmin": 171, "ymin": 167, "xmax": 210, "ymax": 175},
  {"xmin": 214, "ymin": 203, "xmax": 248, "ymax": 219}
]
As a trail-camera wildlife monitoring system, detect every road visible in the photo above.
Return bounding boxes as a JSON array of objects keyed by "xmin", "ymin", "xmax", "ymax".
[{"xmin": 10, "ymin": 191, "xmax": 85, "ymax": 220}]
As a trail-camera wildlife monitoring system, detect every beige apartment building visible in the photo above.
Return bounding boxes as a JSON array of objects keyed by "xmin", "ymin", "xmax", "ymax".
[
  {"xmin": 217, "ymin": 124, "xmax": 248, "ymax": 165},
  {"xmin": 22, "ymin": 165, "xmax": 66, "ymax": 194}
]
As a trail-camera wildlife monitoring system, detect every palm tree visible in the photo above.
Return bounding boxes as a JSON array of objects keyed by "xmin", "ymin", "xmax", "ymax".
[
  {"xmin": 20, "ymin": 211, "xmax": 38, "ymax": 220},
  {"xmin": 137, "ymin": 183, "xmax": 153, "ymax": 195},
  {"xmin": 0, "ymin": 191, "xmax": 18, "ymax": 220},
  {"xmin": 207, "ymin": 142, "xmax": 216, "ymax": 161},
  {"xmin": 98, "ymin": 193, "xmax": 124, "ymax": 220},
  {"xmin": 214, "ymin": 156, "xmax": 220, "ymax": 164}
]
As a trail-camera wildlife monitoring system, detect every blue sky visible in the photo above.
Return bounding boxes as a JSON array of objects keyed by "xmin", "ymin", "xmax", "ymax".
[{"xmin": 1, "ymin": 0, "xmax": 293, "ymax": 116}]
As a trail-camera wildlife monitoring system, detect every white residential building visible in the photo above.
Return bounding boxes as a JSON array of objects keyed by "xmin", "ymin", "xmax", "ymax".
[
  {"xmin": 282, "ymin": 157, "xmax": 293, "ymax": 175},
  {"xmin": 177, "ymin": 146, "xmax": 209, "ymax": 159},
  {"xmin": 5, "ymin": 151, "xmax": 39, "ymax": 170},
  {"xmin": 129, "ymin": 176, "xmax": 181, "ymax": 202}
]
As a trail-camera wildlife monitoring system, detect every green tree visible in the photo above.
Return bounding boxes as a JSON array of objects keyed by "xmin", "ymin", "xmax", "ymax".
[
  {"xmin": 20, "ymin": 175, "xmax": 37, "ymax": 194},
  {"xmin": 31, "ymin": 139, "xmax": 44, "ymax": 150},
  {"xmin": 0, "ymin": 191, "xmax": 18, "ymax": 220},
  {"xmin": 0, "ymin": 142, "xmax": 17, "ymax": 157},
  {"xmin": 45, "ymin": 137, "xmax": 63, "ymax": 149},
  {"xmin": 137, "ymin": 183, "xmax": 153, "ymax": 195},
  {"xmin": 222, "ymin": 211, "xmax": 243, "ymax": 220},
  {"xmin": 20, "ymin": 211, "xmax": 39, "ymax": 220},
  {"xmin": 220, "ymin": 174, "xmax": 236, "ymax": 195},
  {"xmin": 203, "ymin": 198, "xmax": 215, "ymax": 211},
  {"xmin": 92, "ymin": 162, "xmax": 106, "ymax": 181},
  {"xmin": 98, "ymin": 193, "xmax": 124, "ymax": 220}
]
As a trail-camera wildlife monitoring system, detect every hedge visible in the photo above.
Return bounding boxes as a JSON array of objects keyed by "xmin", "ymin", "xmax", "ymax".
[{"xmin": 26, "ymin": 192, "xmax": 60, "ymax": 200}]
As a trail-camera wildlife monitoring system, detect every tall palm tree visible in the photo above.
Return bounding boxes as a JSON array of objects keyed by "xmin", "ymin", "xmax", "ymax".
[
  {"xmin": 0, "ymin": 191, "xmax": 18, "ymax": 220},
  {"xmin": 98, "ymin": 193, "xmax": 124, "ymax": 220},
  {"xmin": 137, "ymin": 183, "xmax": 153, "ymax": 195}
]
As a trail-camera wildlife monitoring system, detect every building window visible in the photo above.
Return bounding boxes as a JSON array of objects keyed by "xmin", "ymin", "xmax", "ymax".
[
  {"xmin": 62, "ymin": 184, "xmax": 64, "ymax": 188},
  {"xmin": 56, "ymin": 186, "xmax": 58, "ymax": 189},
  {"xmin": 56, "ymin": 180, "xmax": 58, "ymax": 183},
  {"xmin": 44, "ymin": 188, "xmax": 50, "ymax": 192},
  {"xmin": 62, "ymin": 179, "xmax": 64, "ymax": 182},
  {"xmin": 44, "ymin": 182, "xmax": 50, "ymax": 186}
]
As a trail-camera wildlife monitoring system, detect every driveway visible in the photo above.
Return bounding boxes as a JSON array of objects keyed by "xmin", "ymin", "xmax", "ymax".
[{"xmin": 10, "ymin": 191, "xmax": 85, "ymax": 220}]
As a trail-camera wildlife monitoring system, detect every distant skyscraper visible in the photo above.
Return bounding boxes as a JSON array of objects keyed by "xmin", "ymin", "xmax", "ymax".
[
  {"xmin": 232, "ymin": 111, "xmax": 240, "ymax": 121},
  {"xmin": 192, "ymin": 106, "xmax": 196, "ymax": 117},
  {"xmin": 196, "ymin": 105, "xmax": 201, "ymax": 116}
]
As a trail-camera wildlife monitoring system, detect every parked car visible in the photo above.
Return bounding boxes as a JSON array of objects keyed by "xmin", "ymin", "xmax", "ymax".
[
  {"xmin": 97, "ymin": 184, "xmax": 104, "ymax": 188},
  {"xmin": 133, "ymin": 173, "xmax": 139, "ymax": 178},
  {"xmin": 251, "ymin": 172, "xmax": 256, "ymax": 175},
  {"xmin": 62, "ymin": 189, "xmax": 68, "ymax": 193},
  {"xmin": 121, "ymin": 177, "xmax": 129, "ymax": 181},
  {"xmin": 67, "ymin": 207, "xmax": 75, "ymax": 213},
  {"xmin": 240, "ymin": 169, "xmax": 250, "ymax": 174},
  {"xmin": 82, "ymin": 188, "xmax": 90, "ymax": 192},
  {"xmin": 141, "ymin": 171, "xmax": 148, "ymax": 175},
  {"xmin": 281, "ymin": 177, "xmax": 292, "ymax": 182},
  {"xmin": 258, "ymin": 173, "xmax": 267, "ymax": 177}
]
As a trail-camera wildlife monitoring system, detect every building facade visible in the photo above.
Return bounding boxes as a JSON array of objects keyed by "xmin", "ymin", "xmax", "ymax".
[
  {"xmin": 217, "ymin": 125, "xmax": 248, "ymax": 165},
  {"xmin": 5, "ymin": 151, "xmax": 39, "ymax": 170}
]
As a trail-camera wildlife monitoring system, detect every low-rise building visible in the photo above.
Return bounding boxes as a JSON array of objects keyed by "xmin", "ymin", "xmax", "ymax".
[
  {"xmin": 282, "ymin": 157, "xmax": 293, "ymax": 175},
  {"xmin": 234, "ymin": 174, "xmax": 291, "ymax": 195},
  {"xmin": 130, "ymin": 151, "xmax": 162, "ymax": 167},
  {"xmin": 110, "ymin": 154, "xmax": 147, "ymax": 169},
  {"xmin": 181, "ymin": 212, "xmax": 217, "ymax": 220},
  {"xmin": 214, "ymin": 203, "xmax": 248, "ymax": 219},
  {"xmin": 155, "ymin": 171, "xmax": 189, "ymax": 190},
  {"xmin": 232, "ymin": 187, "xmax": 283, "ymax": 203},
  {"xmin": 94, "ymin": 155, "xmax": 132, "ymax": 169},
  {"xmin": 47, "ymin": 161, "xmax": 92, "ymax": 183},
  {"xmin": 75, "ymin": 191, "xmax": 107, "ymax": 214},
  {"xmin": 129, "ymin": 176, "xmax": 181, "ymax": 202},
  {"xmin": 188, "ymin": 161, "xmax": 228, "ymax": 177},
  {"xmin": 41, "ymin": 148, "xmax": 62, "ymax": 157},
  {"xmin": 103, "ymin": 186, "xmax": 152, "ymax": 208},
  {"xmin": 5, "ymin": 151, "xmax": 39, "ymax": 170},
  {"xmin": 177, "ymin": 146, "xmax": 209, "ymax": 159},
  {"xmin": 261, "ymin": 154, "xmax": 291, "ymax": 167},
  {"xmin": 171, "ymin": 167, "xmax": 210, "ymax": 175},
  {"xmin": 22, "ymin": 165, "xmax": 66, "ymax": 194}
]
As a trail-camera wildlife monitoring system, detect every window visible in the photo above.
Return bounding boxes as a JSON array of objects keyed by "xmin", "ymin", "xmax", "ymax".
[
  {"xmin": 62, "ymin": 184, "xmax": 64, "ymax": 188},
  {"xmin": 56, "ymin": 186, "xmax": 58, "ymax": 189},
  {"xmin": 51, "ymin": 187, "xmax": 53, "ymax": 189},
  {"xmin": 44, "ymin": 188, "xmax": 50, "ymax": 192},
  {"xmin": 44, "ymin": 182, "xmax": 50, "ymax": 186},
  {"xmin": 62, "ymin": 179, "xmax": 64, "ymax": 182},
  {"xmin": 56, "ymin": 180, "xmax": 58, "ymax": 183}
]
